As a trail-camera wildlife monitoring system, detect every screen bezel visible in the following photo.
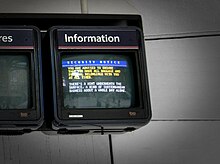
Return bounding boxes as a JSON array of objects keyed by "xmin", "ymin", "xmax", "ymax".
[
  {"xmin": 0, "ymin": 50, "xmax": 38, "ymax": 121},
  {"xmin": 55, "ymin": 49, "xmax": 146, "ymax": 120}
]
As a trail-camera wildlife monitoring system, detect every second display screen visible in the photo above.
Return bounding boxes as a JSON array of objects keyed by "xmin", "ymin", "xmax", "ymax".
[{"xmin": 61, "ymin": 53, "xmax": 135, "ymax": 109}]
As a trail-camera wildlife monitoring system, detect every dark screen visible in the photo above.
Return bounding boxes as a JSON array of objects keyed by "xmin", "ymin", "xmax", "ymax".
[
  {"xmin": 0, "ymin": 53, "xmax": 31, "ymax": 109},
  {"xmin": 61, "ymin": 53, "xmax": 135, "ymax": 109}
]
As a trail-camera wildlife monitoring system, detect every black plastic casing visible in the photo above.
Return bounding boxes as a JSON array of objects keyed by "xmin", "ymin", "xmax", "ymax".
[
  {"xmin": 0, "ymin": 26, "xmax": 44, "ymax": 132},
  {"xmin": 0, "ymin": 13, "xmax": 151, "ymax": 134},
  {"xmin": 50, "ymin": 26, "xmax": 151, "ymax": 133}
]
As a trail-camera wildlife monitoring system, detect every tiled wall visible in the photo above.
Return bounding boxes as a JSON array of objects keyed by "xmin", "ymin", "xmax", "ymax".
[{"xmin": 0, "ymin": 0, "xmax": 220, "ymax": 163}]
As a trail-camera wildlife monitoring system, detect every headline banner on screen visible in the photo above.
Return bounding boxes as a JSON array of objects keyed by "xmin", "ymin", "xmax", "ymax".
[{"xmin": 62, "ymin": 60, "xmax": 128, "ymax": 68}]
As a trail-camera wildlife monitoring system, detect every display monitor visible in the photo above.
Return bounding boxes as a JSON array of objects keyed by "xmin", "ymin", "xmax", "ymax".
[
  {"xmin": 61, "ymin": 53, "xmax": 135, "ymax": 109},
  {"xmin": 0, "ymin": 26, "xmax": 43, "ymax": 131},
  {"xmin": 50, "ymin": 26, "xmax": 151, "ymax": 133},
  {"xmin": 0, "ymin": 52, "xmax": 32, "ymax": 110}
]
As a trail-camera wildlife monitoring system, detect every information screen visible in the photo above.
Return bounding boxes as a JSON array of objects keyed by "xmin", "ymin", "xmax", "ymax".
[
  {"xmin": 61, "ymin": 53, "xmax": 135, "ymax": 109},
  {"xmin": 0, "ymin": 53, "xmax": 31, "ymax": 109}
]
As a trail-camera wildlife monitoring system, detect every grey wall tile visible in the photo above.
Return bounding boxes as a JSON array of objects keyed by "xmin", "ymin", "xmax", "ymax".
[
  {"xmin": 89, "ymin": 0, "xmax": 138, "ymax": 15},
  {"xmin": 0, "ymin": 0, "xmax": 80, "ymax": 13},
  {"xmin": 0, "ymin": 132, "xmax": 111, "ymax": 164},
  {"xmin": 112, "ymin": 121, "xmax": 220, "ymax": 164},
  {"xmin": 145, "ymin": 37, "xmax": 220, "ymax": 119},
  {"xmin": 130, "ymin": 0, "xmax": 220, "ymax": 35},
  {"xmin": 89, "ymin": 0, "xmax": 220, "ymax": 35},
  {"xmin": 1, "ymin": 0, "xmax": 219, "ymax": 36}
]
